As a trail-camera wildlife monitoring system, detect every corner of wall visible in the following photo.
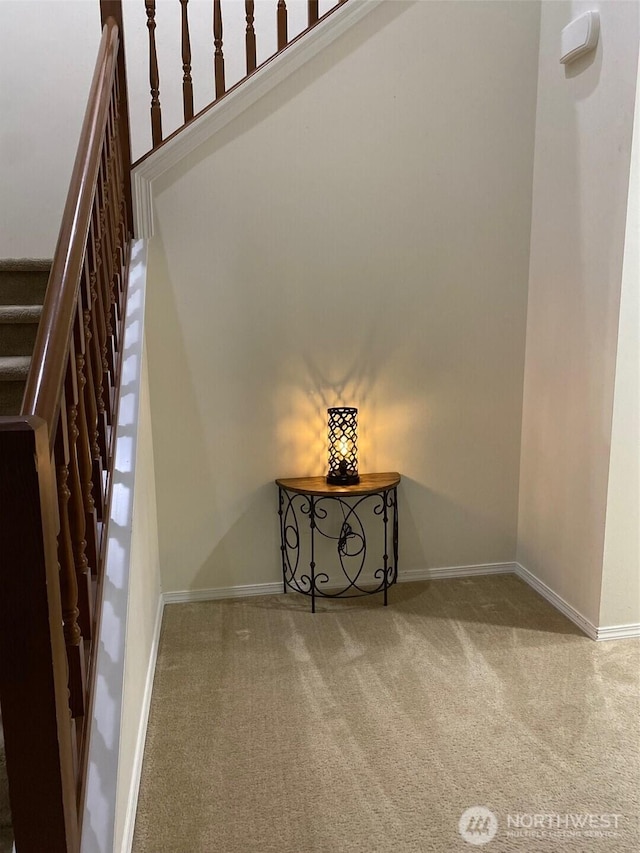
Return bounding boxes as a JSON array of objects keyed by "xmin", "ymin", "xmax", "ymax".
[{"xmin": 599, "ymin": 42, "xmax": 640, "ymax": 631}]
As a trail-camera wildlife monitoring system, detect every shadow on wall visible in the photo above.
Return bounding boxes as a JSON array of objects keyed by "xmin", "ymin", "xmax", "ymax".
[
  {"xmin": 82, "ymin": 241, "xmax": 148, "ymax": 853},
  {"xmin": 145, "ymin": 0, "xmax": 542, "ymax": 594},
  {"xmin": 187, "ymin": 473, "xmax": 514, "ymax": 594}
]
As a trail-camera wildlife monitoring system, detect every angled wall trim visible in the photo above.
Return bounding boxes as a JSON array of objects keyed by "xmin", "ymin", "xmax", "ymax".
[
  {"xmin": 132, "ymin": 0, "xmax": 383, "ymax": 237},
  {"xmin": 514, "ymin": 562, "xmax": 598, "ymax": 639},
  {"xmin": 515, "ymin": 562, "xmax": 640, "ymax": 641},
  {"xmin": 119, "ymin": 594, "xmax": 164, "ymax": 853}
]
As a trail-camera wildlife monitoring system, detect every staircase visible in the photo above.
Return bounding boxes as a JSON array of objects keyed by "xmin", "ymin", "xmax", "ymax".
[
  {"xmin": 0, "ymin": 1, "xmax": 356, "ymax": 849},
  {"xmin": 0, "ymin": 260, "xmax": 49, "ymax": 416}
]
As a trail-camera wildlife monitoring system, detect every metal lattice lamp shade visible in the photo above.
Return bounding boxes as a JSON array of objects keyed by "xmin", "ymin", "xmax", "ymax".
[{"xmin": 327, "ymin": 407, "xmax": 360, "ymax": 485}]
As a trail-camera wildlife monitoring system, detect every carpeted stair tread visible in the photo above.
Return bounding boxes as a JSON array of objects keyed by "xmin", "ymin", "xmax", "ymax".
[
  {"xmin": 0, "ymin": 258, "xmax": 51, "ymax": 273},
  {"xmin": 0, "ymin": 261, "xmax": 50, "ymax": 307},
  {"xmin": 0, "ymin": 305, "xmax": 42, "ymax": 324},
  {"xmin": 0, "ymin": 356, "xmax": 31, "ymax": 381},
  {"xmin": 0, "ymin": 382, "xmax": 25, "ymax": 415},
  {"xmin": 0, "ymin": 306, "xmax": 42, "ymax": 357}
]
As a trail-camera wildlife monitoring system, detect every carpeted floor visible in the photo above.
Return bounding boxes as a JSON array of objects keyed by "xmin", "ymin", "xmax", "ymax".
[{"xmin": 132, "ymin": 575, "xmax": 640, "ymax": 852}]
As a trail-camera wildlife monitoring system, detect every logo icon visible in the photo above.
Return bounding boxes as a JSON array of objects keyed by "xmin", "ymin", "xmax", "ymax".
[{"xmin": 458, "ymin": 806, "xmax": 499, "ymax": 846}]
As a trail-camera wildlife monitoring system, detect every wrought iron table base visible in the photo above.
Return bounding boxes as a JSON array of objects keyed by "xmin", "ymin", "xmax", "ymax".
[{"xmin": 276, "ymin": 475, "xmax": 399, "ymax": 613}]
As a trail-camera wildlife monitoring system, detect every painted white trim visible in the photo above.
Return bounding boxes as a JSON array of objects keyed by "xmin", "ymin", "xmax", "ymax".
[
  {"xmin": 162, "ymin": 563, "xmax": 516, "ymax": 605},
  {"xmin": 132, "ymin": 171, "xmax": 154, "ymax": 242},
  {"xmin": 514, "ymin": 562, "xmax": 597, "ymax": 640},
  {"xmin": 81, "ymin": 240, "xmax": 151, "ymax": 853},
  {"xmin": 132, "ymin": 0, "xmax": 383, "ymax": 237},
  {"xmin": 163, "ymin": 581, "xmax": 283, "ymax": 604},
  {"xmin": 163, "ymin": 564, "xmax": 639, "ymax": 641},
  {"xmin": 120, "ymin": 593, "xmax": 164, "ymax": 853},
  {"xmin": 594, "ymin": 623, "xmax": 640, "ymax": 641},
  {"xmin": 399, "ymin": 562, "xmax": 516, "ymax": 583}
]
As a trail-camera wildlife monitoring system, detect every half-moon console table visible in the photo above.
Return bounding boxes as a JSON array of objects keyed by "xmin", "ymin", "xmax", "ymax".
[{"xmin": 275, "ymin": 473, "xmax": 400, "ymax": 613}]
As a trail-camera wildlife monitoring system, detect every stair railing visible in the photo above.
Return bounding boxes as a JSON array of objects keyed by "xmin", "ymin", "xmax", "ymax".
[
  {"xmin": 0, "ymin": 2, "xmax": 132, "ymax": 849},
  {"xmin": 138, "ymin": 0, "xmax": 349, "ymax": 161}
]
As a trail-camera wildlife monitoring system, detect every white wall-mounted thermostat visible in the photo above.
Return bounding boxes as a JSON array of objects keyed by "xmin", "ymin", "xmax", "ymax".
[{"xmin": 560, "ymin": 11, "xmax": 600, "ymax": 64}]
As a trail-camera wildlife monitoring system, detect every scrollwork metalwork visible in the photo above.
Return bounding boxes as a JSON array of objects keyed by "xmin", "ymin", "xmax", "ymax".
[{"xmin": 278, "ymin": 484, "xmax": 399, "ymax": 612}]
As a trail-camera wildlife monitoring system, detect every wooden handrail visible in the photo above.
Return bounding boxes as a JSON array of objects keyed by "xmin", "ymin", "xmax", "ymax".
[{"xmin": 21, "ymin": 20, "xmax": 120, "ymax": 441}]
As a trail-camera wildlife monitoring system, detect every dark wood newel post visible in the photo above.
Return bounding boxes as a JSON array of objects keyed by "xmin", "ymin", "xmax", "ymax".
[
  {"xmin": 0, "ymin": 418, "xmax": 79, "ymax": 852},
  {"xmin": 99, "ymin": 0, "xmax": 134, "ymax": 237}
]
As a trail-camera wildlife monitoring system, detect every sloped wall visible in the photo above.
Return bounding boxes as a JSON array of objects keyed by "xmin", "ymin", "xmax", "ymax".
[{"xmin": 145, "ymin": 0, "xmax": 541, "ymax": 593}]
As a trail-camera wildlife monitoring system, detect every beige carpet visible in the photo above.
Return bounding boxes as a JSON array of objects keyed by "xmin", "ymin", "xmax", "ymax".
[{"xmin": 133, "ymin": 575, "xmax": 640, "ymax": 852}]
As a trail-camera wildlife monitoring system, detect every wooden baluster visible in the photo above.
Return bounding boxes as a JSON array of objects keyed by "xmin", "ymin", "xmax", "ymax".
[
  {"xmin": 110, "ymin": 89, "xmax": 127, "ymax": 304},
  {"xmin": 308, "ymin": 0, "xmax": 318, "ymax": 26},
  {"xmin": 180, "ymin": 0, "xmax": 194, "ymax": 121},
  {"xmin": 88, "ymin": 209, "xmax": 111, "ymax": 468},
  {"xmin": 74, "ymin": 280, "xmax": 100, "ymax": 579},
  {"xmin": 101, "ymin": 122, "xmax": 117, "ymax": 360},
  {"xmin": 108, "ymin": 97, "xmax": 124, "ymax": 317},
  {"xmin": 55, "ymin": 388, "xmax": 87, "ymax": 720},
  {"xmin": 113, "ymin": 114, "xmax": 128, "ymax": 311},
  {"xmin": 145, "ymin": 0, "xmax": 163, "ymax": 146},
  {"xmin": 277, "ymin": 0, "xmax": 288, "ymax": 51},
  {"xmin": 95, "ymin": 159, "xmax": 116, "ymax": 421},
  {"xmin": 104, "ymin": 121, "xmax": 121, "ymax": 360},
  {"xmin": 245, "ymin": 0, "xmax": 256, "ymax": 74},
  {"xmin": 81, "ymin": 253, "xmax": 106, "ymax": 525},
  {"xmin": 100, "ymin": 1, "xmax": 134, "ymax": 236},
  {"xmin": 65, "ymin": 334, "xmax": 93, "ymax": 643},
  {"xmin": 213, "ymin": 0, "xmax": 226, "ymax": 98}
]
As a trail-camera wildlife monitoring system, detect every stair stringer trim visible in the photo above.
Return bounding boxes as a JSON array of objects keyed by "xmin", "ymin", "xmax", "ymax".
[{"xmin": 132, "ymin": 0, "xmax": 383, "ymax": 238}]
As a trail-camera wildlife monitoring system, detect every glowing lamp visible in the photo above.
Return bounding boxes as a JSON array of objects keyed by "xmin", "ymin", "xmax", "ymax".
[{"xmin": 327, "ymin": 407, "xmax": 359, "ymax": 485}]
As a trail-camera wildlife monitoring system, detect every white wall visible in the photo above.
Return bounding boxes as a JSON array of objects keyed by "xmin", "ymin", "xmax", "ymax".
[
  {"xmin": 517, "ymin": 1, "xmax": 639, "ymax": 626},
  {"xmin": 600, "ymin": 48, "xmax": 640, "ymax": 629},
  {"xmin": 0, "ymin": 0, "xmax": 339, "ymax": 257},
  {"xmin": 0, "ymin": 1, "xmax": 100, "ymax": 257},
  {"xmin": 145, "ymin": 0, "xmax": 541, "ymax": 594}
]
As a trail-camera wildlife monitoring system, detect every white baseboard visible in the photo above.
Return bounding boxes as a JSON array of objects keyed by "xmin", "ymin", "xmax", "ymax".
[
  {"xmin": 514, "ymin": 561, "xmax": 597, "ymax": 639},
  {"xmin": 162, "ymin": 563, "xmax": 516, "ymax": 605},
  {"xmin": 120, "ymin": 593, "xmax": 164, "ymax": 853},
  {"xmin": 515, "ymin": 562, "xmax": 640, "ymax": 640},
  {"xmin": 594, "ymin": 623, "xmax": 640, "ymax": 641},
  {"xmin": 163, "ymin": 581, "xmax": 283, "ymax": 605},
  {"xmin": 399, "ymin": 562, "xmax": 516, "ymax": 583},
  {"xmin": 162, "ymin": 563, "xmax": 640, "ymax": 641}
]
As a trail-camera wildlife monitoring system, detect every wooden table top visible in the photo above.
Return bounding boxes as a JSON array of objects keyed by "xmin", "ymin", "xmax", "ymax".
[{"xmin": 275, "ymin": 473, "xmax": 401, "ymax": 496}]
